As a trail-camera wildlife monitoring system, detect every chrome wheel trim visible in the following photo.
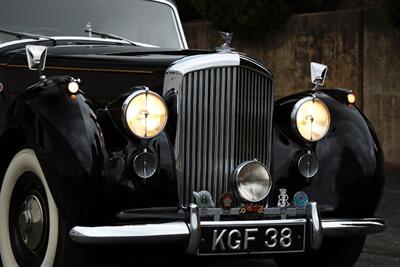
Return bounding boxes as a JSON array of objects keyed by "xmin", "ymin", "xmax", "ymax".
[{"xmin": 18, "ymin": 194, "xmax": 45, "ymax": 252}]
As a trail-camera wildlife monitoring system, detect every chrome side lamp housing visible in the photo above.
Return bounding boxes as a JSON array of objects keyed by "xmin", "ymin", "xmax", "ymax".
[
  {"xmin": 291, "ymin": 97, "xmax": 331, "ymax": 142},
  {"xmin": 122, "ymin": 88, "xmax": 168, "ymax": 139},
  {"xmin": 310, "ymin": 62, "xmax": 328, "ymax": 86},
  {"xmin": 26, "ymin": 45, "xmax": 48, "ymax": 71},
  {"xmin": 233, "ymin": 160, "xmax": 272, "ymax": 203}
]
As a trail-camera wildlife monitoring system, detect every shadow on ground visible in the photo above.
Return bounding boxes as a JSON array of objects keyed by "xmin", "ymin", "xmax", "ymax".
[{"xmin": 356, "ymin": 166, "xmax": 400, "ymax": 267}]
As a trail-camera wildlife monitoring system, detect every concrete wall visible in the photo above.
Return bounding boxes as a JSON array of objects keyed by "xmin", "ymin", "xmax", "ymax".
[
  {"xmin": 182, "ymin": 8, "xmax": 400, "ymax": 166},
  {"xmin": 363, "ymin": 9, "xmax": 400, "ymax": 166}
]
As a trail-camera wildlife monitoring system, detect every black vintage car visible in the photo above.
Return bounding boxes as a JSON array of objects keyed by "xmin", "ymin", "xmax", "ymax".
[{"xmin": 0, "ymin": 0, "xmax": 385, "ymax": 266}]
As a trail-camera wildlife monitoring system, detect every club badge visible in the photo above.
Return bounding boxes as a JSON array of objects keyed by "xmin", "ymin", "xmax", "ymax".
[
  {"xmin": 193, "ymin": 191, "xmax": 215, "ymax": 208},
  {"xmin": 277, "ymin": 188, "xmax": 289, "ymax": 208},
  {"xmin": 219, "ymin": 193, "xmax": 235, "ymax": 209},
  {"xmin": 293, "ymin": 191, "xmax": 309, "ymax": 208},
  {"xmin": 239, "ymin": 204, "xmax": 264, "ymax": 214}
]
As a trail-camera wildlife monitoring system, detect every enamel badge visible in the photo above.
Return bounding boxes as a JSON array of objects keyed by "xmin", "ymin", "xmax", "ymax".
[
  {"xmin": 293, "ymin": 191, "xmax": 309, "ymax": 208},
  {"xmin": 193, "ymin": 191, "xmax": 215, "ymax": 208},
  {"xmin": 277, "ymin": 188, "xmax": 289, "ymax": 208}
]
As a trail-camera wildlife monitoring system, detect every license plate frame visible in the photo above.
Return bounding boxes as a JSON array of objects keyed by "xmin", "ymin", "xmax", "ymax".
[{"xmin": 197, "ymin": 219, "xmax": 306, "ymax": 255}]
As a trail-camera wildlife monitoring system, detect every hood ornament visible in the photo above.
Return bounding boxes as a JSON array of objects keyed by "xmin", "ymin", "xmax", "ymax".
[{"xmin": 216, "ymin": 31, "xmax": 234, "ymax": 52}]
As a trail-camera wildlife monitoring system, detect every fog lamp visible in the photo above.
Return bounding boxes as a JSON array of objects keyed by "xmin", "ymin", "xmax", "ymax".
[
  {"xmin": 133, "ymin": 150, "xmax": 157, "ymax": 179},
  {"xmin": 234, "ymin": 160, "xmax": 271, "ymax": 203}
]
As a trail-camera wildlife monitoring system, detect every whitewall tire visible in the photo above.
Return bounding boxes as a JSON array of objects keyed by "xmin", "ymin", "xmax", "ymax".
[{"xmin": 0, "ymin": 149, "xmax": 59, "ymax": 267}]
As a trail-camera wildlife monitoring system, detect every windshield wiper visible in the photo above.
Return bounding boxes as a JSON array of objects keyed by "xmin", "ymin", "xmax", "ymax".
[
  {"xmin": 84, "ymin": 29, "xmax": 137, "ymax": 46},
  {"xmin": 0, "ymin": 28, "xmax": 56, "ymax": 43}
]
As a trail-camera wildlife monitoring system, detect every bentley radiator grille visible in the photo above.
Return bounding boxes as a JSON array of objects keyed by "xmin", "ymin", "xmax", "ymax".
[{"xmin": 176, "ymin": 66, "xmax": 273, "ymax": 205}]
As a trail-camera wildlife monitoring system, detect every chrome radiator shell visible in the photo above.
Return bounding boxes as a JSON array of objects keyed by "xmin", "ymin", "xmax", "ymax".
[{"xmin": 164, "ymin": 53, "xmax": 274, "ymax": 205}]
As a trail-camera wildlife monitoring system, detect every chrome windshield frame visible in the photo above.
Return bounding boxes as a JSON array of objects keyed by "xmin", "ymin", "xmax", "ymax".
[
  {"xmin": 0, "ymin": 0, "xmax": 188, "ymax": 50},
  {"xmin": 152, "ymin": 0, "xmax": 188, "ymax": 49}
]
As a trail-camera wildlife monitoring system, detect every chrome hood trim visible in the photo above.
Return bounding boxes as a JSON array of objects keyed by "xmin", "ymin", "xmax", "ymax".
[
  {"xmin": 163, "ymin": 53, "xmax": 240, "ymax": 92},
  {"xmin": 165, "ymin": 52, "xmax": 240, "ymax": 76}
]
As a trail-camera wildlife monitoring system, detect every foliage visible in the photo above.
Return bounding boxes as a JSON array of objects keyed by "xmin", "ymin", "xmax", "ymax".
[
  {"xmin": 189, "ymin": 0, "xmax": 291, "ymax": 39},
  {"xmin": 384, "ymin": 0, "xmax": 400, "ymax": 29},
  {"xmin": 174, "ymin": 0, "xmax": 203, "ymax": 22},
  {"xmin": 287, "ymin": 0, "xmax": 340, "ymax": 13},
  {"xmin": 176, "ymin": 0, "xmax": 342, "ymax": 39}
]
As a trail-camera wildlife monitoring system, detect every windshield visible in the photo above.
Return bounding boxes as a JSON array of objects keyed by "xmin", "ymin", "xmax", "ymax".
[{"xmin": 0, "ymin": 0, "xmax": 184, "ymax": 48}]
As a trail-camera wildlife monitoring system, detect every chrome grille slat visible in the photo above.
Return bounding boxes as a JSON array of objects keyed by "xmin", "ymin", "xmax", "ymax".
[{"xmin": 177, "ymin": 66, "xmax": 273, "ymax": 205}]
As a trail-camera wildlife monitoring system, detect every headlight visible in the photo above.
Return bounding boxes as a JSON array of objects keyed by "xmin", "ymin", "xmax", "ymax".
[
  {"xmin": 122, "ymin": 89, "xmax": 168, "ymax": 138},
  {"xmin": 291, "ymin": 97, "xmax": 330, "ymax": 142},
  {"xmin": 234, "ymin": 160, "xmax": 272, "ymax": 203}
]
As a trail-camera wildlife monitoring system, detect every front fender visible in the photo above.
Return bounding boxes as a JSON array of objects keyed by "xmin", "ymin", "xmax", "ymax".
[
  {"xmin": 5, "ymin": 76, "xmax": 106, "ymax": 224},
  {"xmin": 272, "ymin": 89, "xmax": 384, "ymax": 218}
]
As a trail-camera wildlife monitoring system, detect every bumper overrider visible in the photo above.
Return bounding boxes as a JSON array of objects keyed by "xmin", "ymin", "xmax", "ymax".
[{"xmin": 69, "ymin": 202, "xmax": 385, "ymax": 255}]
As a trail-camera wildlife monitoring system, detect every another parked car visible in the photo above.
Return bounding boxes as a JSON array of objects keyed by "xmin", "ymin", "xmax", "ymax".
[{"xmin": 0, "ymin": 0, "xmax": 385, "ymax": 266}]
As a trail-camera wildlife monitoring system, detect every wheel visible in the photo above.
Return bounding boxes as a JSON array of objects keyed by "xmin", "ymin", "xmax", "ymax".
[
  {"xmin": 0, "ymin": 149, "xmax": 92, "ymax": 267},
  {"xmin": 275, "ymin": 236, "xmax": 366, "ymax": 267}
]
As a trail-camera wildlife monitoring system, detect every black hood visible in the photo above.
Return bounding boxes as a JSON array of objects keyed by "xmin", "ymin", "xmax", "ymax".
[{"xmin": 2, "ymin": 43, "xmax": 213, "ymax": 106}]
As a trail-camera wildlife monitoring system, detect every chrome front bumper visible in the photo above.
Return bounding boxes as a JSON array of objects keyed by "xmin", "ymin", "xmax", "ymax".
[{"xmin": 69, "ymin": 202, "xmax": 385, "ymax": 253}]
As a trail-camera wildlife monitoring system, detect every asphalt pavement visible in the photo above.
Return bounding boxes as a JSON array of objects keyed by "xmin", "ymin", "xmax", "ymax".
[{"xmin": 355, "ymin": 166, "xmax": 400, "ymax": 267}]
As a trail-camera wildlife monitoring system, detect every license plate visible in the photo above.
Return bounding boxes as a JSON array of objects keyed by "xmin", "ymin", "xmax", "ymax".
[{"xmin": 198, "ymin": 222, "xmax": 305, "ymax": 255}]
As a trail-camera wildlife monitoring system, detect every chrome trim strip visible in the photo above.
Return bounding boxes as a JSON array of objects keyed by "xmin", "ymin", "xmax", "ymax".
[
  {"xmin": 321, "ymin": 218, "xmax": 386, "ymax": 236},
  {"xmin": 199, "ymin": 207, "xmax": 306, "ymax": 219},
  {"xmin": 69, "ymin": 222, "xmax": 189, "ymax": 244},
  {"xmin": 240, "ymin": 54, "xmax": 273, "ymax": 77},
  {"xmin": 201, "ymin": 219, "xmax": 307, "ymax": 227},
  {"xmin": 151, "ymin": 0, "xmax": 188, "ymax": 49},
  {"xmin": 165, "ymin": 53, "xmax": 240, "ymax": 76},
  {"xmin": 307, "ymin": 202, "xmax": 323, "ymax": 250}
]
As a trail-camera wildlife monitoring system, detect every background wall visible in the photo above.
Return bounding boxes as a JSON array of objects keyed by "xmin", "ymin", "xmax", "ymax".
[{"xmin": 183, "ymin": 8, "xmax": 400, "ymax": 166}]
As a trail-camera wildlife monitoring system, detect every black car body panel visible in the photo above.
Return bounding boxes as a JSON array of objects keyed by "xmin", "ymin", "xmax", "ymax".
[
  {"xmin": 0, "ymin": 43, "xmax": 384, "ymax": 224},
  {"xmin": 272, "ymin": 89, "xmax": 384, "ymax": 217},
  {"xmin": 0, "ymin": 0, "xmax": 385, "ymax": 265}
]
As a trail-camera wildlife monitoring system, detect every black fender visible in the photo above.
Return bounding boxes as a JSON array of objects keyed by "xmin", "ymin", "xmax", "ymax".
[
  {"xmin": 271, "ymin": 89, "xmax": 384, "ymax": 218},
  {"xmin": 0, "ymin": 76, "xmax": 106, "ymax": 225}
]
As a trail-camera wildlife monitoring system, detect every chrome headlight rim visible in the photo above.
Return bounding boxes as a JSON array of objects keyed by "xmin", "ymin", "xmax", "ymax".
[
  {"xmin": 291, "ymin": 96, "xmax": 331, "ymax": 142},
  {"xmin": 121, "ymin": 89, "xmax": 168, "ymax": 139},
  {"xmin": 233, "ymin": 160, "xmax": 272, "ymax": 203}
]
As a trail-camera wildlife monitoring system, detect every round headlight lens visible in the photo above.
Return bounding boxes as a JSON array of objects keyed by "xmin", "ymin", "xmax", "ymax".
[
  {"xmin": 234, "ymin": 160, "xmax": 272, "ymax": 203},
  {"xmin": 133, "ymin": 150, "xmax": 157, "ymax": 179},
  {"xmin": 123, "ymin": 90, "xmax": 168, "ymax": 138},
  {"xmin": 292, "ymin": 97, "xmax": 330, "ymax": 142}
]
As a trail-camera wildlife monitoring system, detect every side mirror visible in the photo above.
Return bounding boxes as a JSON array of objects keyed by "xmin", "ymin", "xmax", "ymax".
[
  {"xmin": 26, "ymin": 45, "xmax": 48, "ymax": 71},
  {"xmin": 310, "ymin": 62, "xmax": 328, "ymax": 86}
]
